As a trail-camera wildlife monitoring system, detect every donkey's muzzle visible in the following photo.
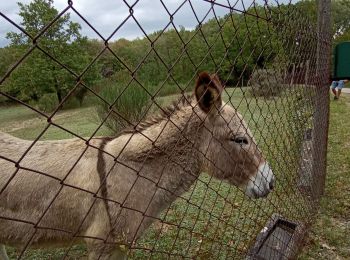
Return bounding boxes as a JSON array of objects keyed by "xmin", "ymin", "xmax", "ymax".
[{"xmin": 245, "ymin": 163, "xmax": 275, "ymax": 199}]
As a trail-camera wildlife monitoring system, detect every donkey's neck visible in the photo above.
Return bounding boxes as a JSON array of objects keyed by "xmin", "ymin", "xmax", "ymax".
[{"xmin": 106, "ymin": 100, "xmax": 205, "ymax": 203}]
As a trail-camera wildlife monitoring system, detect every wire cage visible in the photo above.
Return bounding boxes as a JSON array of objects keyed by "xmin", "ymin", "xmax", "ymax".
[{"xmin": 0, "ymin": 0, "xmax": 331, "ymax": 259}]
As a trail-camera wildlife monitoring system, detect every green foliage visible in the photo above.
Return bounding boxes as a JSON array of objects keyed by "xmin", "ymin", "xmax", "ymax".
[
  {"xmin": 154, "ymin": 83, "xmax": 181, "ymax": 97},
  {"xmin": 95, "ymin": 73, "xmax": 181, "ymax": 133},
  {"xmin": 34, "ymin": 93, "xmax": 58, "ymax": 112},
  {"xmin": 331, "ymin": 0, "xmax": 350, "ymax": 40},
  {"xmin": 0, "ymin": 46, "xmax": 22, "ymax": 80},
  {"xmin": 3, "ymin": 0, "xmax": 100, "ymax": 107},
  {"xmin": 2, "ymin": 0, "xmax": 349, "ymax": 110},
  {"xmin": 95, "ymin": 7, "xmax": 279, "ymax": 87},
  {"xmin": 291, "ymin": 0, "xmax": 350, "ymax": 46},
  {"xmin": 96, "ymin": 78, "xmax": 151, "ymax": 133},
  {"xmin": 0, "ymin": 95, "xmax": 8, "ymax": 105}
]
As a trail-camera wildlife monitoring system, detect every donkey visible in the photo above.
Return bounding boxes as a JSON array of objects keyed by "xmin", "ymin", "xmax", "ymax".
[{"xmin": 0, "ymin": 72, "xmax": 275, "ymax": 260}]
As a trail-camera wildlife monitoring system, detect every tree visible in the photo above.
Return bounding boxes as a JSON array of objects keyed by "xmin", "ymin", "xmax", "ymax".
[
  {"xmin": 331, "ymin": 0, "xmax": 350, "ymax": 44},
  {"xmin": 293, "ymin": 0, "xmax": 350, "ymax": 44},
  {"xmin": 4, "ymin": 0, "xmax": 99, "ymax": 107}
]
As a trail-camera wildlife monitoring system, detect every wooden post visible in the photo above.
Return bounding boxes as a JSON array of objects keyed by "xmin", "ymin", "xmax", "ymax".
[{"xmin": 312, "ymin": 0, "xmax": 331, "ymax": 198}]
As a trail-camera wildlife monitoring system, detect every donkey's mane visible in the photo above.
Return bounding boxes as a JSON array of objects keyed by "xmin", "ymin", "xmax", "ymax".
[{"xmin": 117, "ymin": 94, "xmax": 194, "ymax": 137}]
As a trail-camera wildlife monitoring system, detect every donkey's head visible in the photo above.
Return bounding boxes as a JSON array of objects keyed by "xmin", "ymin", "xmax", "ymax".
[{"xmin": 195, "ymin": 72, "xmax": 275, "ymax": 199}]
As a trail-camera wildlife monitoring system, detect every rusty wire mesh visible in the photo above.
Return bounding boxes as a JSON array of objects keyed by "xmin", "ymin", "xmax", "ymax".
[{"xmin": 0, "ymin": 0, "xmax": 331, "ymax": 259}]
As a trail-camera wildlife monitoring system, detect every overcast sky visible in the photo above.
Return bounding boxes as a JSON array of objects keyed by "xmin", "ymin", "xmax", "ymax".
[{"xmin": 0, "ymin": 0, "xmax": 292, "ymax": 47}]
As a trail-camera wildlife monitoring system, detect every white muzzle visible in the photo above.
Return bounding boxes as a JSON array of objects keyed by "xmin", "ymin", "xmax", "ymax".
[{"xmin": 245, "ymin": 163, "xmax": 275, "ymax": 199}]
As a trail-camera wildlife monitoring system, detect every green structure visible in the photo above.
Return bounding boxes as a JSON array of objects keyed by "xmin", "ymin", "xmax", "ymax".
[{"xmin": 333, "ymin": 42, "xmax": 350, "ymax": 79}]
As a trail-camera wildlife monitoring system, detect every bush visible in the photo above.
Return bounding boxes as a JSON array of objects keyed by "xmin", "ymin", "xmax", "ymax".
[
  {"xmin": 0, "ymin": 95, "xmax": 10, "ymax": 105},
  {"xmin": 63, "ymin": 97, "xmax": 81, "ymax": 110},
  {"xmin": 35, "ymin": 93, "xmax": 58, "ymax": 112},
  {"xmin": 248, "ymin": 69, "xmax": 284, "ymax": 98},
  {"xmin": 97, "ymin": 80, "xmax": 151, "ymax": 133},
  {"xmin": 153, "ymin": 82, "xmax": 181, "ymax": 97},
  {"xmin": 34, "ymin": 94, "xmax": 85, "ymax": 112}
]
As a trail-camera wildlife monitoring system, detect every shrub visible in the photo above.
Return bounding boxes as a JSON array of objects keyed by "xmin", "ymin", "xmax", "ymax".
[
  {"xmin": 34, "ymin": 94, "xmax": 86, "ymax": 112},
  {"xmin": 63, "ymin": 97, "xmax": 81, "ymax": 110},
  {"xmin": 153, "ymin": 82, "xmax": 181, "ymax": 97},
  {"xmin": 97, "ymin": 80, "xmax": 151, "ymax": 133},
  {"xmin": 0, "ymin": 95, "xmax": 9, "ymax": 105},
  {"xmin": 248, "ymin": 69, "xmax": 284, "ymax": 98},
  {"xmin": 36, "ymin": 93, "xmax": 58, "ymax": 112}
]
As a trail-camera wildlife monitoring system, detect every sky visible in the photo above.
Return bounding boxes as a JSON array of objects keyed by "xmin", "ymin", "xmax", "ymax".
[{"xmin": 0, "ymin": 0, "xmax": 290, "ymax": 47}]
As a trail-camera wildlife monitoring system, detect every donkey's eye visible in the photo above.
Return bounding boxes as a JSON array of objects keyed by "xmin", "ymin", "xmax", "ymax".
[{"xmin": 232, "ymin": 136, "xmax": 249, "ymax": 145}]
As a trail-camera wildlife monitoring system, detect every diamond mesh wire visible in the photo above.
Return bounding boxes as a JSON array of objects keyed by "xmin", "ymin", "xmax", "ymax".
[{"xmin": 0, "ymin": 0, "xmax": 331, "ymax": 259}]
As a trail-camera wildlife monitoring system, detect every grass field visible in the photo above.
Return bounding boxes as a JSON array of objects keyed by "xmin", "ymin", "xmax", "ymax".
[
  {"xmin": 298, "ymin": 93, "xmax": 350, "ymax": 259},
  {"xmin": 0, "ymin": 87, "xmax": 329, "ymax": 259}
]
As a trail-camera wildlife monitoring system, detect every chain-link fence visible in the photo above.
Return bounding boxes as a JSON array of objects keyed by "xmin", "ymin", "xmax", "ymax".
[{"xmin": 0, "ymin": 0, "xmax": 331, "ymax": 259}]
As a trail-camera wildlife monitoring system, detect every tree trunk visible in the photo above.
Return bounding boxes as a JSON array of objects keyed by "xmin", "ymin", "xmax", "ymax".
[
  {"xmin": 54, "ymin": 76, "xmax": 62, "ymax": 104},
  {"xmin": 56, "ymin": 88, "xmax": 62, "ymax": 104}
]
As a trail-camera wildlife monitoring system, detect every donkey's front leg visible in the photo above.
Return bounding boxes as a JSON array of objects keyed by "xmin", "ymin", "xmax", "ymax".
[{"xmin": 0, "ymin": 245, "xmax": 9, "ymax": 260}]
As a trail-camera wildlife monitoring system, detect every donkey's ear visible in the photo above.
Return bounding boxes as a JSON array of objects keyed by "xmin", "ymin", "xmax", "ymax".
[{"xmin": 195, "ymin": 72, "xmax": 223, "ymax": 113}]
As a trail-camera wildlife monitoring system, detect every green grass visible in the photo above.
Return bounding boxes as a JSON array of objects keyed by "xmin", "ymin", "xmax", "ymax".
[
  {"xmin": 0, "ymin": 86, "xmax": 322, "ymax": 259},
  {"xmin": 298, "ymin": 94, "xmax": 350, "ymax": 259},
  {"xmin": 0, "ymin": 105, "xmax": 111, "ymax": 140}
]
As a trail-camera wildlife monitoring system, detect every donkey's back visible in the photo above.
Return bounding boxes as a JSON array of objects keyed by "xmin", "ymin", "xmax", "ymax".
[{"xmin": 0, "ymin": 132, "xmax": 106, "ymax": 247}]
